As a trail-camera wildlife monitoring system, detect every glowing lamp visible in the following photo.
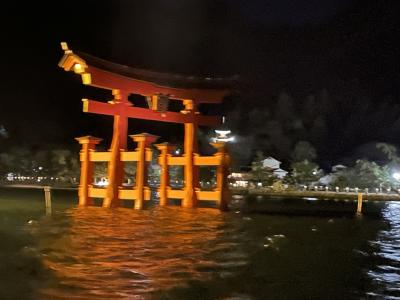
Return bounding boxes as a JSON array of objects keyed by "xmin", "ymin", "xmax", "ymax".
[
  {"xmin": 211, "ymin": 117, "xmax": 235, "ymax": 143},
  {"xmin": 215, "ymin": 129, "xmax": 231, "ymax": 136},
  {"xmin": 393, "ymin": 172, "xmax": 400, "ymax": 180},
  {"xmin": 73, "ymin": 63, "xmax": 83, "ymax": 73}
]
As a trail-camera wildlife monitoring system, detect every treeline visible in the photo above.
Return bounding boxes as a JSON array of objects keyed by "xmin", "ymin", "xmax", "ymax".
[
  {"xmin": 0, "ymin": 147, "xmax": 79, "ymax": 184},
  {"xmin": 225, "ymin": 89, "xmax": 400, "ymax": 168},
  {"xmin": 250, "ymin": 142, "xmax": 400, "ymax": 191}
]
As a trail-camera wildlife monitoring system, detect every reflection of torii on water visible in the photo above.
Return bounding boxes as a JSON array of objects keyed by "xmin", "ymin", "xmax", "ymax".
[{"xmin": 59, "ymin": 42, "xmax": 235, "ymax": 210}]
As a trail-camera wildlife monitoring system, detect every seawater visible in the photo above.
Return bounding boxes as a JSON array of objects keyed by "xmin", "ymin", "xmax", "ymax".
[{"xmin": 0, "ymin": 187, "xmax": 399, "ymax": 299}]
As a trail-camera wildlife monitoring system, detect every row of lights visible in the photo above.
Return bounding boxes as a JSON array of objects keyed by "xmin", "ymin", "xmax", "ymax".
[
  {"xmin": 6, "ymin": 173, "xmax": 61, "ymax": 182},
  {"xmin": 303, "ymin": 186, "xmax": 395, "ymax": 193},
  {"xmin": 8, "ymin": 177, "xmax": 60, "ymax": 181}
]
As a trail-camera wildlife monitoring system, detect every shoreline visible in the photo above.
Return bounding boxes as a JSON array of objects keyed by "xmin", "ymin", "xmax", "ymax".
[
  {"xmin": 0, "ymin": 184, "xmax": 77, "ymax": 191},
  {"xmin": 3, "ymin": 185, "xmax": 400, "ymax": 201},
  {"xmin": 230, "ymin": 188, "xmax": 400, "ymax": 201}
]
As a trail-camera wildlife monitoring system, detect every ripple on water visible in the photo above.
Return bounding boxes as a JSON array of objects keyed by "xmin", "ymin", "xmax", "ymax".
[
  {"xmin": 26, "ymin": 206, "xmax": 249, "ymax": 299},
  {"xmin": 367, "ymin": 202, "xmax": 400, "ymax": 297}
]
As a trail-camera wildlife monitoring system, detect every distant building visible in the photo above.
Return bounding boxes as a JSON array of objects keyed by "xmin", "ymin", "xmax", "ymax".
[
  {"xmin": 262, "ymin": 157, "xmax": 288, "ymax": 179},
  {"xmin": 319, "ymin": 164, "xmax": 347, "ymax": 186},
  {"xmin": 229, "ymin": 172, "xmax": 250, "ymax": 187},
  {"xmin": 273, "ymin": 168, "xmax": 288, "ymax": 179},
  {"xmin": 262, "ymin": 157, "xmax": 281, "ymax": 169},
  {"xmin": 319, "ymin": 174, "xmax": 334, "ymax": 186},
  {"xmin": 331, "ymin": 164, "xmax": 347, "ymax": 172},
  {"xmin": 229, "ymin": 156, "xmax": 288, "ymax": 188}
]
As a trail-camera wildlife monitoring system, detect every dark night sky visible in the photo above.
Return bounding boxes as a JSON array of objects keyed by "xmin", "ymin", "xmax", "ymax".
[{"xmin": 1, "ymin": 0, "xmax": 400, "ymax": 168}]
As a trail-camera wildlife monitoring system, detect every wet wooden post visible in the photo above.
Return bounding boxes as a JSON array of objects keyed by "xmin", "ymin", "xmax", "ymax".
[
  {"xmin": 131, "ymin": 133, "xmax": 159, "ymax": 209},
  {"xmin": 357, "ymin": 192, "xmax": 363, "ymax": 215},
  {"xmin": 44, "ymin": 186, "xmax": 52, "ymax": 214},
  {"xmin": 182, "ymin": 99, "xmax": 197, "ymax": 208},
  {"xmin": 103, "ymin": 115, "xmax": 123, "ymax": 208},
  {"xmin": 155, "ymin": 143, "xmax": 176, "ymax": 206},
  {"xmin": 103, "ymin": 90, "xmax": 130, "ymax": 208},
  {"xmin": 211, "ymin": 141, "xmax": 230, "ymax": 211},
  {"xmin": 75, "ymin": 136, "xmax": 102, "ymax": 206}
]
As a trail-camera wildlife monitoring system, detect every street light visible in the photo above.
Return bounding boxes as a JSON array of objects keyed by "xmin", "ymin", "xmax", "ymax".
[
  {"xmin": 393, "ymin": 172, "xmax": 400, "ymax": 181},
  {"xmin": 211, "ymin": 116, "xmax": 235, "ymax": 143}
]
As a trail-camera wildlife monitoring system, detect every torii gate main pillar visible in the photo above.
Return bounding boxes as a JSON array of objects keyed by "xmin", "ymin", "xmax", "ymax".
[
  {"xmin": 182, "ymin": 100, "xmax": 197, "ymax": 208},
  {"xmin": 131, "ymin": 133, "xmax": 159, "ymax": 209},
  {"xmin": 155, "ymin": 143, "xmax": 176, "ymax": 206},
  {"xmin": 76, "ymin": 136, "xmax": 102, "ymax": 206}
]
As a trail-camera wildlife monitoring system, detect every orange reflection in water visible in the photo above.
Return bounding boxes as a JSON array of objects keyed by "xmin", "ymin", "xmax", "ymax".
[{"xmin": 36, "ymin": 206, "xmax": 239, "ymax": 299}]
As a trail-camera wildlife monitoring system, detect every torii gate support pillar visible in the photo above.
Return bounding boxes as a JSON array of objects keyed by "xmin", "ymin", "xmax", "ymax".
[
  {"xmin": 155, "ymin": 143, "xmax": 176, "ymax": 206},
  {"xmin": 76, "ymin": 136, "xmax": 102, "ymax": 206},
  {"xmin": 182, "ymin": 100, "xmax": 198, "ymax": 208},
  {"xmin": 131, "ymin": 133, "xmax": 159, "ymax": 209},
  {"xmin": 211, "ymin": 141, "xmax": 230, "ymax": 211}
]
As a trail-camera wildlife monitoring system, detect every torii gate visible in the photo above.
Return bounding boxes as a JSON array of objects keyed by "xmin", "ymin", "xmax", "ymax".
[{"xmin": 59, "ymin": 42, "xmax": 232, "ymax": 209}]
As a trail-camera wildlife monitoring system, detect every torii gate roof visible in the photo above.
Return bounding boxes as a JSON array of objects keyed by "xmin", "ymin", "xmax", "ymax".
[
  {"xmin": 78, "ymin": 51, "xmax": 238, "ymax": 91},
  {"xmin": 59, "ymin": 43, "xmax": 236, "ymax": 104}
]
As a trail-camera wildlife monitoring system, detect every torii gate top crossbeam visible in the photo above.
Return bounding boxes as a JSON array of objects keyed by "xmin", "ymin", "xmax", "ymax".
[
  {"xmin": 82, "ymin": 99, "xmax": 220, "ymax": 127},
  {"xmin": 59, "ymin": 43, "xmax": 236, "ymax": 104}
]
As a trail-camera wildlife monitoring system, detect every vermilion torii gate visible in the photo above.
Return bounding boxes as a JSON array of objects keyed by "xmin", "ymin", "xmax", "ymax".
[{"xmin": 59, "ymin": 42, "xmax": 232, "ymax": 210}]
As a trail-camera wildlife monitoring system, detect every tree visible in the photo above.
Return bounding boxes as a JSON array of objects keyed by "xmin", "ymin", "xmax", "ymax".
[
  {"xmin": 3, "ymin": 147, "xmax": 32, "ymax": 175},
  {"xmin": 50, "ymin": 150, "xmax": 79, "ymax": 183},
  {"xmin": 0, "ymin": 152, "xmax": 14, "ymax": 176},
  {"xmin": 169, "ymin": 166, "xmax": 184, "ymax": 187},
  {"xmin": 330, "ymin": 143, "xmax": 400, "ymax": 189},
  {"xmin": 94, "ymin": 162, "xmax": 108, "ymax": 179},
  {"xmin": 291, "ymin": 160, "xmax": 322, "ymax": 186},
  {"xmin": 291, "ymin": 141, "xmax": 317, "ymax": 162},
  {"xmin": 376, "ymin": 143, "xmax": 400, "ymax": 165},
  {"xmin": 333, "ymin": 159, "xmax": 392, "ymax": 189},
  {"xmin": 275, "ymin": 92, "xmax": 295, "ymax": 122}
]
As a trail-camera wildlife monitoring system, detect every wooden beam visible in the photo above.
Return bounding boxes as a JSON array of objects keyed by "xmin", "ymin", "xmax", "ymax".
[
  {"xmin": 87, "ymin": 66, "xmax": 229, "ymax": 104},
  {"xmin": 83, "ymin": 99, "xmax": 117, "ymax": 116},
  {"xmin": 120, "ymin": 151, "xmax": 139, "ymax": 162},
  {"xmin": 194, "ymin": 155, "xmax": 221, "ymax": 166},
  {"xmin": 167, "ymin": 189, "xmax": 185, "ymax": 199},
  {"xmin": 167, "ymin": 156, "xmax": 186, "ymax": 166},
  {"xmin": 89, "ymin": 187, "xmax": 106, "ymax": 198},
  {"xmin": 196, "ymin": 190, "xmax": 221, "ymax": 201},
  {"xmin": 83, "ymin": 99, "xmax": 221, "ymax": 127},
  {"xmin": 89, "ymin": 152, "xmax": 111, "ymax": 162}
]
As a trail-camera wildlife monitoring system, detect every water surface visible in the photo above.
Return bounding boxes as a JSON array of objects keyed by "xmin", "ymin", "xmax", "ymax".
[{"xmin": 0, "ymin": 187, "xmax": 399, "ymax": 299}]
